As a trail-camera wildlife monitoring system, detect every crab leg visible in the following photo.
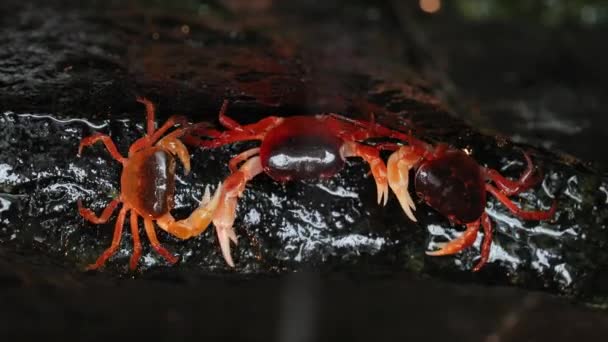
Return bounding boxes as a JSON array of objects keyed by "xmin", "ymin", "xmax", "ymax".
[
  {"xmin": 325, "ymin": 114, "xmax": 379, "ymax": 142},
  {"xmin": 184, "ymin": 102, "xmax": 282, "ymax": 148},
  {"xmin": 216, "ymin": 100, "xmax": 283, "ymax": 136},
  {"xmin": 486, "ymin": 184, "xmax": 557, "ymax": 220},
  {"xmin": 143, "ymin": 218, "xmax": 178, "ymax": 265},
  {"xmin": 426, "ymin": 220, "xmax": 480, "ymax": 257},
  {"xmin": 328, "ymin": 114, "xmax": 430, "ymax": 152},
  {"xmin": 341, "ymin": 142, "xmax": 389, "ymax": 205},
  {"xmin": 78, "ymin": 133, "xmax": 126, "ymax": 164},
  {"xmin": 129, "ymin": 211, "xmax": 143, "ymax": 271},
  {"xmin": 135, "ymin": 96, "xmax": 157, "ymax": 136},
  {"xmin": 387, "ymin": 146, "xmax": 422, "ymax": 222},
  {"xmin": 217, "ymin": 100, "xmax": 242, "ymax": 130},
  {"xmin": 156, "ymin": 183, "xmax": 223, "ymax": 239},
  {"xmin": 86, "ymin": 205, "xmax": 128, "ymax": 270},
  {"xmin": 77, "ymin": 198, "xmax": 120, "ymax": 224},
  {"xmin": 183, "ymin": 129, "xmax": 260, "ymax": 148},
  {"xmin": 484, "ymin": 150, "xmax": 541, "ymax": 196},
  {"xmin": 214, "ymin": 153, "xmax": 264, "ymax": 267},
  {"xmin": 229, "ymin": 148, "xmax": 261, "ymax": 172},
  {"xmin": 472, "ymin": 212, "xmax": 493, "ymax": 272}
]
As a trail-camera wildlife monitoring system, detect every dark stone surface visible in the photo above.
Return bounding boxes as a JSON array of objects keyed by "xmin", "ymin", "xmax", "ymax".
[
  {"xmin": 2, "ymin": 248, "xmax": 608, "ymax": 340},
  {"xmin": 1, "ymin": 0, "xmax": 608, "ymax": 340}
]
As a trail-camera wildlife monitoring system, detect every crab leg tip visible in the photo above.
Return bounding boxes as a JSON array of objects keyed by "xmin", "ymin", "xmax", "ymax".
[
  {"xmin": 377, "ymin": 183, "xmax": 389, "ymax": 206},
  {"xmin": 398, "ymin": 191, "xmax": 417, "ymax": 222},
  {"xmin": 425, "ymin": 247, "xmax": 451, "ymax": 256},
  {"xmin": 402, "ymin": 203, "xmax": 417, "ymax": 222},
  {"xmin": 383, "ymin": 186, "xmax": 389, "ymax": 206},
  {"xmin": 229, "ymin": 230, "xmax": 238, "ymax": 244},
  {"xmin": 201, "ymin": 186, "xmax": 211, "ymax": 205},
  {"xmin": 426, "ymin": 243, "xmax": 449, "ymax": 256},
  {"xmin": 221, "ymin": 243, "xmax": 236, "ymax": 267},
  {"xmin": 217, "ymin": 227, "xmax": 237, "ymax": 268}
]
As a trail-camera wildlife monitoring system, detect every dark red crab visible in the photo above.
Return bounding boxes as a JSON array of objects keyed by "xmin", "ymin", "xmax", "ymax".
[
  {"xmin": 385, "ymin": 142, "xmax": 558, "ymax": 271},
  {"xmin": 184, "ymin": 101, "xmax": 421, "ymax": 266}
]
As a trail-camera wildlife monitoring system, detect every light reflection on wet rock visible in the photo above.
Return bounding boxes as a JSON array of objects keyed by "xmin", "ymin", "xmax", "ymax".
[{"xmin": 1, "ymin": 109, "xmax": 608, "ymax": 307}]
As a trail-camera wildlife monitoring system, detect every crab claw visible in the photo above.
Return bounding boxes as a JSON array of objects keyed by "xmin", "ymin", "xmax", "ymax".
[
  {"xmin": 212, "ymin": 154, "xmax": 264, "ymax": 267},
  {"xmin": 378, "ymin": 182, "xmax": 389, "ymax": 206},
  {"xmin": 373, "ymin": 160, "xmax": 389, "ymax": 207},
  {"xmin": 156, "ymin": 182, "xmax": 223, "ymax": 239},
  {"xmin": 215, "ymin": 208, "xmax": 239, "ymax": 268},
  {"xmin": 187, "ymin": 182, "xmax": 223, "ymax": 232},
  {"xmin": 387, "ymin": 146, "xmax": 421, "ymax": 222},
  {"xmin": 341, "ymin": 142, "xmax": 389, "ymax": 206},
  {"xmin": 156, "ymin": 132, "xmax": 192, "ymax": 175},
  {"xmin": 213, "ymin": 182, "xmax": 241, "ymax": 268}
]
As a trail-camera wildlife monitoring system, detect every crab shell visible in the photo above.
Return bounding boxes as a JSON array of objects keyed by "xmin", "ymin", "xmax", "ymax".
[{"xmin": 415, "ymin": 149, "xmax": 486, "ymax": 224}]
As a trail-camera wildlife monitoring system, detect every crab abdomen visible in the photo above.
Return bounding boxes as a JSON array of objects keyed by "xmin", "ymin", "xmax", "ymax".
[
  {"xmin": 121, "ymin": 147, "xmax": 176, "ymax": 218},
  {"xmin": 259, "ymin": 116, "xmax": 345, "ymax": 182}
]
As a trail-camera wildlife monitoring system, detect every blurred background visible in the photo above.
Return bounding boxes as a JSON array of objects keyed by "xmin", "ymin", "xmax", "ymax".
[{"xmin": 403, "ymin": 0, "xmax": 608, "ymax": 171}]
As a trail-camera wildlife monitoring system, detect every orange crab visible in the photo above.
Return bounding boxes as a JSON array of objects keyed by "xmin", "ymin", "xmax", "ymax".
[{"xmin": 77, "ymin": 97, "xmax": 222, "ymax": 270}]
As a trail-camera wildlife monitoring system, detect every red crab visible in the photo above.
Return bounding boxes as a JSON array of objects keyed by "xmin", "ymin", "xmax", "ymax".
[
  {"xmin": 187, "ymin": 101, "xmax": 556, "ymax": 271},
  {"xmin": 77, "ymin": 97, "xmax": 221, "ymax": 270},
  {"xmin": 184, "ymin": 101, "xmax": 421, "ymax": 266},
  {"xmin": 385, "ymin": 142, "xmax": 558, "ymax": 271}
]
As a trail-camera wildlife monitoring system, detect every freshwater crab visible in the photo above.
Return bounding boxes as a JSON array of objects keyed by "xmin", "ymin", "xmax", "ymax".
[
  {"xmin": 385, "ymin": 142, "xmax": 558, "ymax": 271},
  {"xmin": 77, "ymin": 97, "xmax": 221, "ymax": 270},
  {"xmin": 184, "ymin": 101, "xmax": 419, "ymax": 266},
  {"xmin": 187, "ymin": 100, "xmax": 556, "ymax": 271}
]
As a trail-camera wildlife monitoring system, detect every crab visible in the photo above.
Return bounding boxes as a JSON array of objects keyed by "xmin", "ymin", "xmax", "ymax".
[
  {"xmin": 185, "ymin": 100, "xmax": 555, "ymax": 271},
  {"xmin": 184, "ymin": 101, "xmax": 421, "ymax": 267},
  {"xmin": 77, "ymin": 97, "xmax": 222, "ymax": 271},
  {"xmin": 385, "ymin": 142, "xmax": 558, "ymax": 271}
]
